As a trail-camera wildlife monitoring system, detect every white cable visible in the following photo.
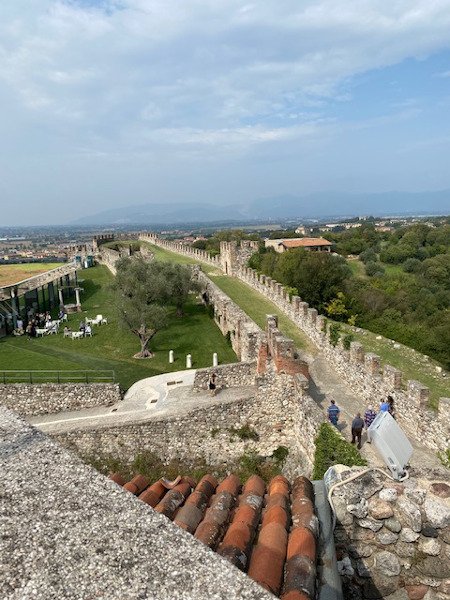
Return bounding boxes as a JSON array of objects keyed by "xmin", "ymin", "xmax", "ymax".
[{"xmin": 327, "ymin": 466, "xmax": 409, "ymax": 531}]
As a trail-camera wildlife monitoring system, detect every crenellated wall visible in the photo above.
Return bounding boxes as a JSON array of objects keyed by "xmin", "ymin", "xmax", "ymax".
[
  {"xmin": 139, "ymin": 233, "xmax": 449, "ymax": 456},
  {"xmin": 236, "ymin": 265, "xmax": 450, "ymax": 456},
  {"xmin": 139, "ymin": 232, "xmax": 222, "ymax": 267}
]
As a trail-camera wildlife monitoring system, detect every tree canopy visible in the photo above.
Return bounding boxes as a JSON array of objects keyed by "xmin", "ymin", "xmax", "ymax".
[{"xmin": 114, "ymin": 257, "xmax": 199, "ymax": 358}]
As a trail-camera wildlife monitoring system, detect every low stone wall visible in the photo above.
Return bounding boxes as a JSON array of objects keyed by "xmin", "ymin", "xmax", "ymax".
[
  {"xmin": 330, "ymin": 465, "xmax": 450, "ymax": 600},
  {"xmin": 51, "ymin": 372, "xmax": 317, "ymax": 477},
  {"xmin": 193, "ymin": 362, "xmax": 257, "ymax": 391},
  {"xmin": 293, "ymin": 374, "xmax": 325, "ymax": 468},
  {"xmin": 0, "ymin": 383, "xmax": 122, "ymax": 417}
]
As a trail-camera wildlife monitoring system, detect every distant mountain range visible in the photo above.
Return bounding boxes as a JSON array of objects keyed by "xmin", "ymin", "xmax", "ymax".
[{"xmin": 69, "ymin": 190, "xmax": 450, "ymax": 226}]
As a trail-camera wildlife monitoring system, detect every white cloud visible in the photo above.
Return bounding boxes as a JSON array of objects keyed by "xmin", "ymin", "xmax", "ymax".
[{"xmin": 1, "ymin": 0, "xmax": 450, "ymax": 225}]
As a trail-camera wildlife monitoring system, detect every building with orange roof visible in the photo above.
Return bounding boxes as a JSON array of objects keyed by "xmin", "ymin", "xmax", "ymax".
[{"xmin": 264, "ymin": 237, "xmax": 332, "ymax": 253}]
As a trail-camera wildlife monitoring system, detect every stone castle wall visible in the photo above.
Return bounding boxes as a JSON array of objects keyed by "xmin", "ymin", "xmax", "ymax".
[
  {"xmin": 236, "ymin": 265, "xmax": 450, "ymax": 456},
  {"xmin": 51, "ymin": 370, "xmax": 321, "ymax": 477},
  {"xmin": 139, "ymin": 232, "xmax": 222, "ymax": 267},
  {"xmin": 137, "ymin": 232, "xmax": 449, "ymax": 455},
  {"xmin": 193, "ymin": 362, "xmax": 258, "ymax": 390},
  {"xmin": 0, "ymin": 383, "xmax": 122, "ymax": 417},
  {"xmin": 98, "ymin": 247, "xmax": 122, "ymax": 275},
  {"xmin": 329, "ymin": 465, "xmax": 450, "ymax": 600},
  {"xmin": 194, "ymin": 269, "xmax": 263, "ymax": 362}
]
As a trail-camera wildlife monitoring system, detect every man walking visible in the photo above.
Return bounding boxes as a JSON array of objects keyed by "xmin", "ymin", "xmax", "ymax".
[
  {"xmin": 351, "ymin": 412, "xmax": 365, "ymax": 449},
  {"xmin": 327, "ymin": 399, "xmax": 340, "ymax": 428}
]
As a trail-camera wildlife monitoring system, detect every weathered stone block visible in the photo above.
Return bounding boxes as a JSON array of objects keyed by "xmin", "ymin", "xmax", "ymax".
[
  {"xmin": 365, "ymin": 352, "xmax": 381, "ymax": 375},
  {"xmin": 349, "ymin": 341, "xmax": 364, "ymax": 363},
  {"xmin": 383, "ymin": 365, "xmax": 403, "ymax": 390},
  {"xmin": 407, "ymin": 380, "xmax": 430, "ymax": 408}
]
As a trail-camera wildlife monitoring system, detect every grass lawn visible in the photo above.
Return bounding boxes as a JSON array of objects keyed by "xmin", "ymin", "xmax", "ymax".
[
  {"xmin": 142, "ymin": 242, "xmax": 315, "ymax": 354},
  {"xmin": 0, "ymin": 263, "xmax": 64, "ymax": 286},
  {"xmin": 0, "ymin": 265, "xmax": 237, "ymax": 391},
  {"xmin": 347, "ymin": 258, "xmax": 366, "ymax": 278}
]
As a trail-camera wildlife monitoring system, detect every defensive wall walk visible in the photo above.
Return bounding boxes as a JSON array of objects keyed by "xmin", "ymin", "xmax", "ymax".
[{"xmin": 136, "ymin": 233, "xmax": 450, "ymax": 460}]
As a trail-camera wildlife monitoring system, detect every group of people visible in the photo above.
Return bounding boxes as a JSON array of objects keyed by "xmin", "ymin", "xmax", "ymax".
[
  {"xmin": 14, "ymin": 310, "xmax": 67, "ymax": 340},
  {"xmin": 63, "ymin": 320, "xmax": 92, "ymax": 337},
  {"xmin": 327, "ymin": 395, "xmax": 396, "ymax": 450}
]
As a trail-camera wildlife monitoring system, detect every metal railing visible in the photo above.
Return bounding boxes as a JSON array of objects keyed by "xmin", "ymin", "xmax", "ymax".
[{"xmin": 0, "ymin": 370, "xmax": 115, "ymax": 384}]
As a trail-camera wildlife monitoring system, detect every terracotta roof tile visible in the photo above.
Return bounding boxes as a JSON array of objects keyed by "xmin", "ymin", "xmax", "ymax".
[
  {"xmin": 281, "ymin": 238, "xmax": 331, "ymax": 248},
  {"xmin": 110, "ymin": 472, "xmax": 319, "ymax": 599}
]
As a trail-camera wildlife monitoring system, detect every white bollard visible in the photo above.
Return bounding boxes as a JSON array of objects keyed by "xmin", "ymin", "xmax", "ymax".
[
  {"xmin": 213, "ymin": 352, "xmax": 218, "ymax": 367},
  {"xmin": 169, "ymin": 350, "xmax": 174, "ymax": 363},
  {"xmin": 186, "ymin": 354, "xmax": 192, "ymax": 368}
]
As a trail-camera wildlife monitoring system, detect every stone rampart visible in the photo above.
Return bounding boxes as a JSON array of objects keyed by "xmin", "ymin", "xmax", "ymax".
[
  {"xmin": 0, "ymin": 383, "xmax": 122, "ymax": 417},
  {"xmin": 195, "ymin": 269, "xmax": 263, "ymax": 362},
  {"xmin": 50, "ymin": 371, "xmax": 317, "ymax": 476},
  {"xmin": 136, "ymin": 233, "xmax": 448, "ymax": 455},
  {"xmin": 138, "ymin": 232, "xmax": 221, "ymax": 268},
  {"xmin": 329, "ymin": 465, "xmax": 450, "ymax": 600},
  {"xmin": 98, "ymin": 247, "xmax": 122, "ymax": 275},
  {"xmin": 236, "ymin": 265, "xmax": 450, "ymax": 456}
]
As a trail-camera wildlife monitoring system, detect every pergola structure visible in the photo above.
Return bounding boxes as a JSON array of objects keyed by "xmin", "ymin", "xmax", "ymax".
[{"xmin": 0, "ymin": 263, "xmax": 80, "ymax": 336}]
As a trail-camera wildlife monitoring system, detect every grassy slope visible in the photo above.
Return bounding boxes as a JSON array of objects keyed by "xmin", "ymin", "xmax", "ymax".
[
  {"xmin": 146, "ymin": 243, "xmax": 315, "ymax": 353},
  {"xmin": 0, "ymin": 265, "xmax": 237, "ymax": 390},
  {"xmin": 346, "ymin": 326, "xmax": 449, "ymax": 410}
]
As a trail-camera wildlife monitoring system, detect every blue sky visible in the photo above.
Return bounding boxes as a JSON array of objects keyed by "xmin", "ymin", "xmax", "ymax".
[{"xmin": 1, "ymin": 0, "xmax": 450, "ymax": 225}]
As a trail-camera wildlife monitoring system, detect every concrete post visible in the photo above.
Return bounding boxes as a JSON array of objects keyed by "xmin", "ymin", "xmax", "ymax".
[
  {"xmin": 169, "ymin": 350, "xmax": 174, "ymax": 363},
  {"xmin": 75, "ymin": 288, "xmax": 81, "ymax": 311},
  {"xmin": 213, "ymin": 353, "xmax": 218, "ymax": 367},
  {"xmin": 186, "ymin": 354, "xmax": 192, "ymax": 368},
  {"xmin": 58, "ymin": 288, "xmax": 64, "ymax": 306}
]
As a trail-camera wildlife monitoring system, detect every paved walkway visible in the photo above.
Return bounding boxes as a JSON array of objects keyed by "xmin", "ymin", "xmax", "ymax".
[
  {"xmin": 29, "ymin": 369, "xmax": 255, "ymax": 435},
  {"xmin": 309, "ymin": 354, "xmax": 448, "ymax": 478}
]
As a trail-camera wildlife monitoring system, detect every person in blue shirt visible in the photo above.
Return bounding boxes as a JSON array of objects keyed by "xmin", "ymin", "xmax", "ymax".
[
  {"xmin": 327, "ymin": 399, "xmax": 340, "ymax": 427},
  {"xmin": 379, "ymin": 398, "xmax": 389, "ymax": 413}
]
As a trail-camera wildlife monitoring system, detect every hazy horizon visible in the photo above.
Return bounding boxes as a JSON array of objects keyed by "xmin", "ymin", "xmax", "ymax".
[{"xmin": 2, "ymin": 1, "xmax": 450, "ymax": 226}]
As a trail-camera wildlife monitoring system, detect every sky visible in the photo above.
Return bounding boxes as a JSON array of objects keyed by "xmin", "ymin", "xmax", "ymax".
[{"xmin": 1, "ymin": 0, "xmax": 450, "ymax": 225}]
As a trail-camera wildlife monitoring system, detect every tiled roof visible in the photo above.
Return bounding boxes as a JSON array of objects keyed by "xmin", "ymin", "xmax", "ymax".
[
  {"xmin": 110, "ymin": 472, "xmax": 318, "ymax": 599},
  {"xmin": 280, "ymin": 238, "xmax": 332, "ymax": 248}
]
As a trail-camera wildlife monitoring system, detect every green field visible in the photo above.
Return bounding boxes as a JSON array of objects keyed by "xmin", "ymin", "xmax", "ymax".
[
  {"xmin": 0, "ymin": 265, "xmax": 237, "ymax": 390},
  {"xmin": 0, "ymin": 263, "xmax": 64, "ymax": 286},
  {"xmin": 143, "ymin": 243, "xmax": 315, "ymax": 353}
]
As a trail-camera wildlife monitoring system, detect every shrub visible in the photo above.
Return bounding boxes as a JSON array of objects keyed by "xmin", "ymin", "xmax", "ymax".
[
  {"xmin": 403, "ymin": 258, "xmax": 421, "ymax": 273},
  {"xmin": 437, "ymin": 447, "xmax": 450, "ymax": 468},
  {"xmin": 329, "ymin": 323, "xmax": 341, "ymax": 346},
  {"xmin": 272, "ymin": 446, "xmax": 289, "ymax": 468},
  {"xmin": 359, "ymin": 248, "xmax": 377, "ymax": 264},
  {"xmin": 365, "ymin": 261, "xmax": 385, "ymax": 277},
  {"xmin": 313, "ymin": 423, "xmax": 367, "ymax": 479},
  {"xmin": 342, "ymin": 333, "xmax": 354, "ymax": 350},
  {"xmin": 228, "ymin": 423, "xmax": 259, "ymax": 441}
]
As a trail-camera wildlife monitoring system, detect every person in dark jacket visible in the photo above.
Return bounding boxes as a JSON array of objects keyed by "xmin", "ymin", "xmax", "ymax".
[{"xmin": 351, "ymin": 412, "xmax": 365, "ymax": 449}]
